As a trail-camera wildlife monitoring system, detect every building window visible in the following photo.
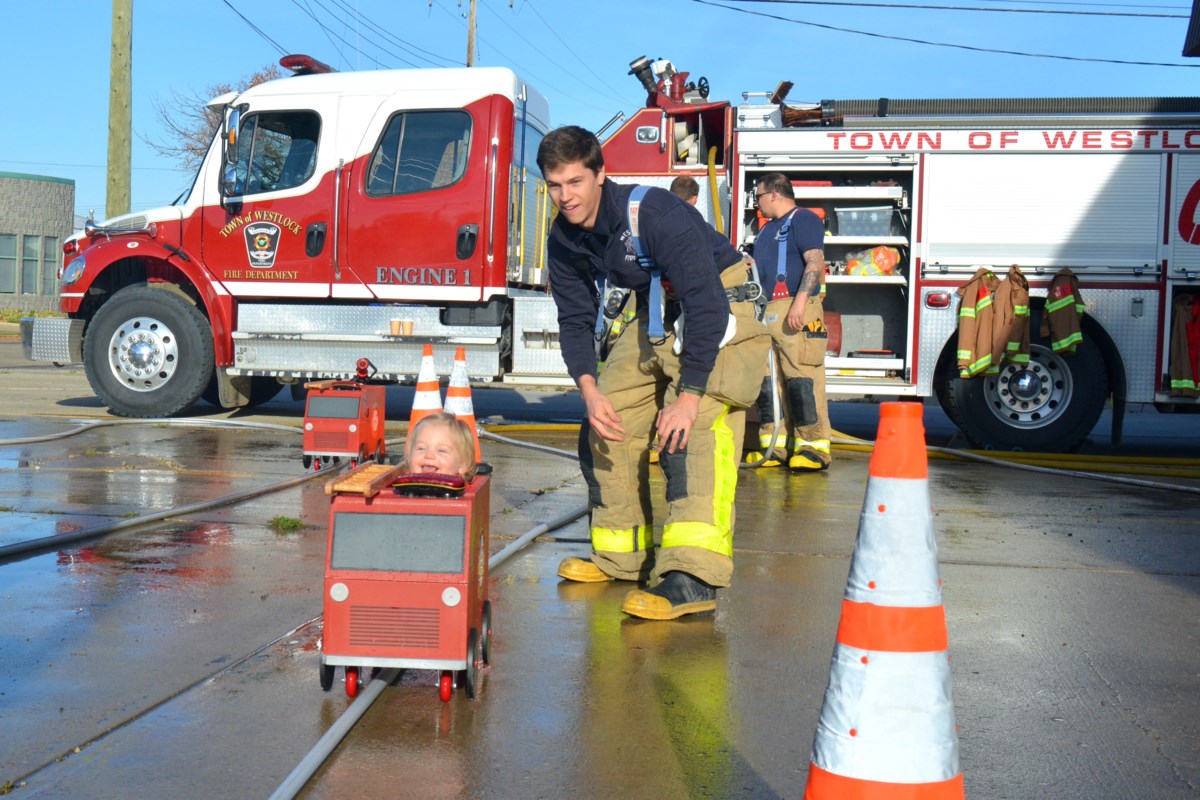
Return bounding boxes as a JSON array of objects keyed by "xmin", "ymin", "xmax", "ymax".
[
  {"xmin": 21, "ymin": 235, "xmax": 39, "ymax": 294},
  {"xmin": 0, "ymin": 234, "xmax": 16, "ymax": 294},
  {"xmin": 42, "ymin": 236, "xmax": 59, "ymax": 295}
]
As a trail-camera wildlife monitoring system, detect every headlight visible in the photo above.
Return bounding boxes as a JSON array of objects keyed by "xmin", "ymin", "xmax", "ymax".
[{"xmin": 61, "ymin": 254, "xmax": 86, "ymax": 286}]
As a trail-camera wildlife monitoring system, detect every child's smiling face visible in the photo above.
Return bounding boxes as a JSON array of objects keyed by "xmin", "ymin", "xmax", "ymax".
[{"xmin": 407, "ymin": 421, "xmax": 465, "ymax": 477}]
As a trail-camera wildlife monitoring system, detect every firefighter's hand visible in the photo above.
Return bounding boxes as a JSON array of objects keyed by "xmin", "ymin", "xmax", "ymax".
[
  {"xmin": 580, "ymin": 378, "xmax": 625, "ymax": 442},
  {"xmin": 656, "ymin": 392, "xmax": 700, "ymax": 454},
  {"xmin": 786, "ymin": 293, "xmax": 809, "ymax": 333}
]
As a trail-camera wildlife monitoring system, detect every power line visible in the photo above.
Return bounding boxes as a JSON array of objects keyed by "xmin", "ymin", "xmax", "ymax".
[
  {"xmin": 713, "ymin": 0, "xmax": 1187, "ymax": 17},
  {"xmin": 286, "ymin": 0, "xmax": 426, "ymax": 68},
  {"xmin": 516, "ymin": 0, "xmax": 632, "ymax": 103},
  {"xmin": 955, "ymin": 0, "xmax": 1185, "ymax": 8},
  {"xmin": 479, "ymin": 0, "xmax": 628, "ymax": 104},
  {"xmin": 322, "ymin": 0, "xmax": 461, "ymax": 67},
  {"xmin": 692, "ymin": 0, "xmax": 1200, "ymax": 67},
  {"xmin": 220, "ymin": 0, "xmax": 289, "ymax": 56},
  {"xmin": 429, "ymin": 0, "xmax": 624, "ymax": 114},
  {"xmin": 297, "ymin": 0, "xmax": 351, "ymax": 65}
]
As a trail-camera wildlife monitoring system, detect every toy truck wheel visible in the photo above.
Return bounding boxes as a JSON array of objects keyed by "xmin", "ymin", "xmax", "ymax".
[
  {"xmin": 83, "ymin": 285, "xmax": 215, "ymax": 418},
  {"xmin": 480, "ymin": 601, "xmax": 492, "ymax": 666},
  {"xmin": 947, "ymin": 338, "xmax": 1107, "ymax": 452},
  {"xmin": 439, "ymin": 671, "xmax": 453, "ymax": 702},
  {"xmin": 345, "ymin": 666, "xmax": 360, "ymax": 698},
  {"xmin": 319, "ymin": 661, "xmax": 333, "ymax": 692},
  {"xmin": 303, "ymin": 455, "xmax": 313, "ymax": 470},
  {"xmin": 463, "ymin": 629, "xmax": 481, "ymax": 700}
]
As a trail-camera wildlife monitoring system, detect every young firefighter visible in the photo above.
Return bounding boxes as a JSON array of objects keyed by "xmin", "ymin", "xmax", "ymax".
[
  {"xmin": 745, "ymin": 173, "xmax": 833, "ymax": 472},
  {"xmin": 538, "ymin": 125, "xmax": 769, "ymax": 620}
]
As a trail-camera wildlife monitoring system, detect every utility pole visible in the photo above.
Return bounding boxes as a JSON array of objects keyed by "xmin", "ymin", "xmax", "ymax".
[
  {"xmin": 106, "ymin": 0, "xmax": 132, "ymax": 219},
  {"xmin": 466, "ymin": 0, "xmax": 477, "ymax": 66}
]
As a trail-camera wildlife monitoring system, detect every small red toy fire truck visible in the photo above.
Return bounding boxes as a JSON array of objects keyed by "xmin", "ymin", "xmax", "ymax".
[
  {"xmin": 319, "ymin": 464, "xmax": 491, "ymax": 702},
  {"xmin": 302, "ymin": 358, "xmax": 387, "ymax": 470}
]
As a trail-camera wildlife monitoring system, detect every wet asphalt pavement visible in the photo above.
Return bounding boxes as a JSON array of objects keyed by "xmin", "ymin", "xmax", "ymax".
[{"xmin": 0, "ymin": 341, "xmax": 1198, "ymax": 799}]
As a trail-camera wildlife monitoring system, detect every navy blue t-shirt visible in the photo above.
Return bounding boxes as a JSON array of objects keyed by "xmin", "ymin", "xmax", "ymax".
[{"xmin": 754, "ymin": 208, "xmax": 825, "ymax": 296}]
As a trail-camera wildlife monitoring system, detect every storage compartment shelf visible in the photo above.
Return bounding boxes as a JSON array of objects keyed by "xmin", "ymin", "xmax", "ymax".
[
  {"xmin": 825, "ymin": 235, "xmax": 909, "ymax": 245},
  {"xmin": 826, "ymin": 275, "xmax": 906, "ymax": 284},
  {"xmin": 794, "ymin": 186, "xmax": 904, "ymax": 201},
  {"xmin": 827, "ymin": 356, "xmax": 904, "ymax": 370}
]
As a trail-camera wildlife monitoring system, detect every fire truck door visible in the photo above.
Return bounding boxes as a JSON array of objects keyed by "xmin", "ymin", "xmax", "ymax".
[
  {"xmin": 202, "ymin": 106, "xmax": 335, "ymax": 298},
  {"xmin": 342, "ymin": 99, "xmax": 498, "ymax": 304}
]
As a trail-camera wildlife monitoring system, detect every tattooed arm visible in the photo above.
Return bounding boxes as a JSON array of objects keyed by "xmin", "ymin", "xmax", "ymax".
[{"xmin": 786, "ymin": 247, "xmax": 826, "ymax": 331}]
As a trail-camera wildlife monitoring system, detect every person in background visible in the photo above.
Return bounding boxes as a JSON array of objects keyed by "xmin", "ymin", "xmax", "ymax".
[
  {"xmin": 745, "ymin": 172, "xmax": 833, "ymax": 472},
  {"xmin": 538, "ymin": 125, "xmax": 769, "ymax": 621},
  {"xmin": 669, "ymin": 175, "xmax": 699, "ymax": 206}
]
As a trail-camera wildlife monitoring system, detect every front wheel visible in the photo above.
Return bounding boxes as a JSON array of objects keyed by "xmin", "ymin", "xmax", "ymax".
[
  {"xmin": 83, "ymin": 285, "xmax": 214, "ymax": 418},
  {"xmin": 946, "ymin": 338, "xmax": 1107, "ymax": 452}
]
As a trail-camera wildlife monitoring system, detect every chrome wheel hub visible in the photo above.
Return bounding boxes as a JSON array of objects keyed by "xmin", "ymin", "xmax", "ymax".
[{"xmin": 107, "ymin": 316, "xmax": 179, "ymax": 392}]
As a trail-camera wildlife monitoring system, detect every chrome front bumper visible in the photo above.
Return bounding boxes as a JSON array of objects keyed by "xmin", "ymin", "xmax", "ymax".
[{"xmin": 20, "ymin": 317, "xmax": 84, "ymax": 364}]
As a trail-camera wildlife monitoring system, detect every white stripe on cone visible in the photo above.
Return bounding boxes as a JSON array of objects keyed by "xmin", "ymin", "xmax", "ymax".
[
  {"xmin": 412, "ymin": 349, "xmax": 442, "ymax": 412},
  {"xmin": 811, "ymin": 645, "xmax": 960, "ymax": 784},
  {"xmin": 843, "ymin": 476, "xmax": 942, "ymax": 608}
]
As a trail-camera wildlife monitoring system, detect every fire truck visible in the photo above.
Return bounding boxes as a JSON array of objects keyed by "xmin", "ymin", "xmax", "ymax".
[
  {"xmin": 22, "ymin": 55, "xmax": 566, "ymax": 417},
  {"xmin": 21, "ymin": 53, "xmax": 1200, "ymax": 451},
  {"xmin": 600, "ymin": 56, "xmax": 1200, "ymax": 451}
]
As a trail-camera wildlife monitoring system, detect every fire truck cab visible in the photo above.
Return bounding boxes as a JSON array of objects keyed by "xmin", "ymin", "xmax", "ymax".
[{"xmin": 22, "ymin": 55, "xmax": 563, "ymax": 418}]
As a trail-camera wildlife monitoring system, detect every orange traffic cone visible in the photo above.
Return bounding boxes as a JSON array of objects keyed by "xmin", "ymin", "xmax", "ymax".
[
  {"xmin": 804, "ymin": 402, "xmax": 963, "ymax": 799},
  {"xmin": 443, "ymin": 347, "xmax": 481, "ymax": 463},
  {"xmin": 409, "ymin": 344, "xmax": 442, "ymax": 430}
]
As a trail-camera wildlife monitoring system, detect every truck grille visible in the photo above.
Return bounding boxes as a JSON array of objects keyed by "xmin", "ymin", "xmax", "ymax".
[
  {"xmin": 313, "ymin": 431, "xmax": 350, "ymax": 451},
  {"xmin": 349, "ymin": 606, "xmax": 439, "ymax": 648}
]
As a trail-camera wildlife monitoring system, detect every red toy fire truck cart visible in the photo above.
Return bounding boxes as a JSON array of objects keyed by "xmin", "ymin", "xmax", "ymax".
[
  {"xmin": 319, "ymin": 463, "xmax": 491, "ymax": 702},
  {"xmin": 302, "ymin": 358, "xmax": 387, "ymax": 471}
]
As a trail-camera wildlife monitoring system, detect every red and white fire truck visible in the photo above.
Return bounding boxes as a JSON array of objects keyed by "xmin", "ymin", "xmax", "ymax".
[
  {"xmin": 22, "ymin": 55, "xmax": 564, "ymax": 416},
  {"xmin": 21, "ymin": 53, "xmax": 1200, "ymax": 451},
  {"xmin": 601, "ymin": 56, "xmax": 1200, "ymax": 451}
]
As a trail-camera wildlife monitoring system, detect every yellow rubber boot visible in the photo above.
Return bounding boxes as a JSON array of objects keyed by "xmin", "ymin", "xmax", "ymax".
[{"xmin": 558, "ymin": 556, "xmax": 613, "ymax": 583}]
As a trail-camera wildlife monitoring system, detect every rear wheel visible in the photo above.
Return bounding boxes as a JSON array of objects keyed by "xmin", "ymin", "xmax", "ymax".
[
  {"xmin": 946, "ymin": 337, "xmax": 1107, "ymax": 452},
  {"xmin": 83, "ymin": 285, "xmax": 214, "ymax": 418},
  {"xmin": 480, "ymin": 601, "xmax": 493, "ymax": 666},
  {"xmin": 463, "ymin": 629, "xmax": 481, "ymax": 700}
]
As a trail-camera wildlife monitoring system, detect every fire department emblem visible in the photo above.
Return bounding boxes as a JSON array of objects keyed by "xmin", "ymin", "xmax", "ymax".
[{"xmin": 244, "ymin": 222, "xmax": 281, "ymax": 268}]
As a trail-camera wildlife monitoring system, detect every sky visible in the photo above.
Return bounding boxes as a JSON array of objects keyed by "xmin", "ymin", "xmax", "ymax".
[{"xmin": 2, "ymin": 0, "xmax": 1198, "ymax": 222}]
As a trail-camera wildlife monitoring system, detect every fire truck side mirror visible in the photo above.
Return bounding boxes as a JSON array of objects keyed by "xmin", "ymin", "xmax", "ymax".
[
  {"xmin": 224, "ymin": 107, "xmax": 241, "ymax": 164},
  {"xmin": 221, "ymin": 108, "xmax": 242, "ymax": 200}
]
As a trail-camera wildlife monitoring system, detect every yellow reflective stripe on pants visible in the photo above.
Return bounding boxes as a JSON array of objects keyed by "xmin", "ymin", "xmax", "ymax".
[
  {"xmin": 592, "ymin": 524, "xmax": 653, "ymax": 554},
  {"xmin": 662, "ymin": 406, "xmax": 735, "ymax": 559},
  {"xmin": 794, "ymin": 438, "xmax": 831, "ymax": 455}
]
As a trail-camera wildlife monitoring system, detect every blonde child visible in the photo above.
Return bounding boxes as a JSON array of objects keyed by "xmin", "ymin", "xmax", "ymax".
[{"xmin": 405, "ymin": 412, "xmax": 477, "ymax": 480}]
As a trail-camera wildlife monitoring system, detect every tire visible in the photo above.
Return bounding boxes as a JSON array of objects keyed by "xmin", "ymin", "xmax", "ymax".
[
  {"xmin": 463, "ymin": 628, "xmax": 481, "ymax": 700},
  {"xmin": 83, "ymin": 286, "xmax": 215, "ymax": 418},
  {"xmin": 946, "ymin": 337, "xmax": 1107, "ymax": 452}
]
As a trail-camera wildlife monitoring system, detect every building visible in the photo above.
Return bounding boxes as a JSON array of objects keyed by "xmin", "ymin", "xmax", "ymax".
[{"xmin": 0, "ymin": 172, "xmax": 75, "ymax": 313}]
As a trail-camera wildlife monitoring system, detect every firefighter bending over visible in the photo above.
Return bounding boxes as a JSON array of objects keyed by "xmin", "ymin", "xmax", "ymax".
[{"xmin": 538, "ymin": 125, "xmax": 769, "ymax": 620}]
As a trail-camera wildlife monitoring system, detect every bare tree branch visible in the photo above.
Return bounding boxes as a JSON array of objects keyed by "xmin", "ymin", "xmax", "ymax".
[{"xmin": 143, "ymin": 64, "xmax": 284, "ymax": 173}]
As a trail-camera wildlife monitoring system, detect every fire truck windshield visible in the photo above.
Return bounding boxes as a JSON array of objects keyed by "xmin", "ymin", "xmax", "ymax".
[
  {"xmin": 330, "ymin": 512, "xmax": 466, "ymax": 573},
  {"xmin": 307, "ymin": 395, "xmax": 363, "ymax": 419}
]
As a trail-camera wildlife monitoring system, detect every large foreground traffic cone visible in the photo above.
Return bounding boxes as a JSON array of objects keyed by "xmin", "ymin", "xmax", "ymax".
[
  {"xmin": 804, "ymin": 402, "xmax": 963, "ymax": 799},
  {"xmin": 443, "ymin": 347, "xmax": 481, "ymax": 463},
  {"xmin": 409, "ymin": 344, "xmax": 442, "ymax": 430}
]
